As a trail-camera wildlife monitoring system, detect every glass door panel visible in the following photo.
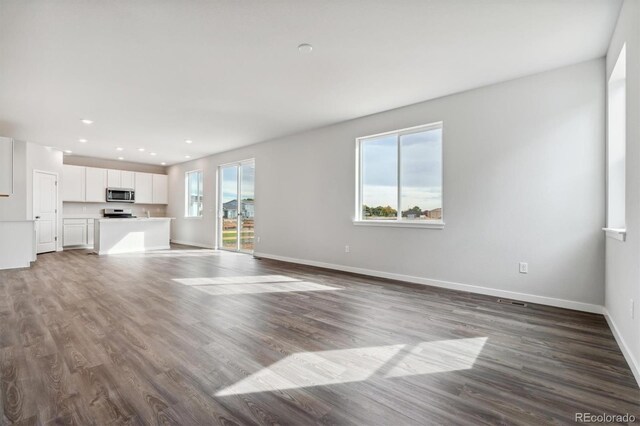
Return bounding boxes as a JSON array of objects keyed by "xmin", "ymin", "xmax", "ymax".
[
  {"xmin": 239, "ymin": 162, "xmax": 255, "ymax": 252},
  {"xmin": 219, "ymin": 160, "xmax": 255, "ymax": 252},
  {"xmin": 220, "ymin": 165, "xmax": 239, "ymax": 250}
]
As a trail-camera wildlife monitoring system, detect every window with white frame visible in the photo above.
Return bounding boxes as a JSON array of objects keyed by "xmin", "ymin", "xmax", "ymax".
[
  {"xmin": 607, "ymin": 44, "xmax": 626, "ymax": 231},
  {"xmin": 185, "ymin": 170, "xmax": 203, "ymax": 217},
  {"xmin": 356, "ymin": 122, "xmax": 443, "ymax": 226}
]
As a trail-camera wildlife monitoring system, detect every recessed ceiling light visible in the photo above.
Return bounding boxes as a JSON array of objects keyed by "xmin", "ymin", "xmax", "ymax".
[
  {"xmin": 298, "ymin": 43, "xmax": 313, "ymax": 53},
  {"xmin": 80, "ymin": 119, "xmax": 93, "ymax": 125},
  {"xmin": 138, "ymin": 148, "xmax": 145, "ymax": 152},
  {"xmin": 78, "ymin": 138, "xmax": 87, "ymax": 143},
  {"xmin": 150, "ymin": 152, "xmax": 157, "ymax": 156},
  {"xmin": 185, "ymin": 140, "xmax": 193, "ymax": 144},
  {"xmin": 64, "ymin": 150, "xmax": 72, "ymax": 154},
  {"xmin": 116, "ymin": 147, "xmax": 124, "ymax": 151},
  {"xmin": 117, "ymin": 157, "xmax": 124, "ymax": 160},
  {"xmin": 161, "ymin": 162, "xmax": 167, "ymax": 165},
  {"xmin": 185, "ymin": 155, "xmax": 191, "ymax": 159}
]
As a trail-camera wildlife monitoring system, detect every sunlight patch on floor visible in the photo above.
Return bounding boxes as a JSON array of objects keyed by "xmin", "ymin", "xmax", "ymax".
[
  {"xmin": 173, "ymin": 275, "xmax": 301, "ymax": 286},
  {"xmin": 216, "ymin": 337, "xmax": 487, "ymax": 396},
  {"xmin": 114, "ymin": 249, "xmax": 222, "ymax": 258},
  {"xmin": 193, "ymin": 281, "xmax": 340, "ymax": 295}
]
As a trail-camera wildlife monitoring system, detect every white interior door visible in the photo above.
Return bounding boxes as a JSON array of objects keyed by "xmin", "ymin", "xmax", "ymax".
[{"xmin": 34, "ymin": 171, "xmax": 58, "ymax": 254}]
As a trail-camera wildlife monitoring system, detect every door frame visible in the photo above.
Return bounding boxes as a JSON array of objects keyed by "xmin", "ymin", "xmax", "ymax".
[
  {"xmin": 217, "ymin": 158, "xmax": 255, "ymax": 253},
  {"xmin": 33, "ymin": 169, "xmax": 60, "ymax": 254}
]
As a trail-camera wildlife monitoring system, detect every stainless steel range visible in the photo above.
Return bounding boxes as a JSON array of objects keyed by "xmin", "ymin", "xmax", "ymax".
[{"xmin": 103, "ymin": 208, "xmax": 136, "ymax": 219}]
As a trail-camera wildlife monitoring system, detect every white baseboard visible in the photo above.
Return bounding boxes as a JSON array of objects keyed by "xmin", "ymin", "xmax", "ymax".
[
  {"xmin": 170, "ymin": 239, "xmax": 215, "ymax": 249},
  {"xmin": 253, "ymin": 252, "xmax": 604, "ymax": 314},
  {"xmin": 603, "ymin": 309, "xmax": 640, "ymax": 387}
]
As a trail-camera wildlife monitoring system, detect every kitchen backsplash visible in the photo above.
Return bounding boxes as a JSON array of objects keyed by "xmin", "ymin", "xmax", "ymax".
[{"xmin": 63, "ymin": 202, "xmax": 167, "ymax": 218}]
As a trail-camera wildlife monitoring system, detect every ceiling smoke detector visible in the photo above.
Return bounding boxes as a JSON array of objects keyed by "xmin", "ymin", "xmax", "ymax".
[{"xmin": 298, "ymin": 43, "xmax": 313, "ymax": 53}]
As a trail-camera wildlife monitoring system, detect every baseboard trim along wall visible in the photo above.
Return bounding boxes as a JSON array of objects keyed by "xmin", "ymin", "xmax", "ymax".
[
  {"xmin": 170, "ymin": 239, "xmax": 215, "ymax": 249},
  {"xmin": 253, "ymin": 252, "xmax": 604, "ymax": 314},
  {"xmin": 603, "ymin": 309, "xmax": 640, "ymax": 387}
]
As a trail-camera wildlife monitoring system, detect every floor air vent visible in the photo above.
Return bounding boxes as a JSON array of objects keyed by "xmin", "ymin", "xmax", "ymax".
[{"xmin": 497, "ymin": 298, "xmax": 528, "ymax": 307}]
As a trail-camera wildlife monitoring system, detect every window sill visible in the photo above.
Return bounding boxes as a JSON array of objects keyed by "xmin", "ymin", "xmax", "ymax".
[
  {"xmin": 184, "ymin": 216, "xmax": 203, "ymax": 220},
  {"xmin": 603, "ymin": 227, "xmax": 626, "ymax": 241},
  {"xmin": 353, "ymin": 220, "xmax": 445, "ymax": 229}
]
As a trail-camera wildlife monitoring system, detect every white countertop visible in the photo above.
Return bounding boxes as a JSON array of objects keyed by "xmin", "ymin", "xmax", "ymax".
[
  {"xmin": 96, "ymin": 217, "xmax": 174, "ymax": 223},
  {"xmin": 63, "ymin": 215, "xmax": 102, "ymax": 219}
]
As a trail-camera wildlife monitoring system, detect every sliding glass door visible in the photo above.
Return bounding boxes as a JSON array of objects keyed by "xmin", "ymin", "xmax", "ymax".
[{"xmin": 219, "ymin": 160, "xmax": 255, "ymax": 253}]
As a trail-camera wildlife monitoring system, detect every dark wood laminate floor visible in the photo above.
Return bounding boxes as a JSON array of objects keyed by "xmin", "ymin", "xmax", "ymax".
[{"xmin": 1, "ymin": 245, "xmax": 638, "ymax": 425}]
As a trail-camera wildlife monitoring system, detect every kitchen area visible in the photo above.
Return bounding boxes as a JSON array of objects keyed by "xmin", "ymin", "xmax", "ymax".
[{"xmin": 62, "ymin": 160, "xmax": 173, "ymax": 255}]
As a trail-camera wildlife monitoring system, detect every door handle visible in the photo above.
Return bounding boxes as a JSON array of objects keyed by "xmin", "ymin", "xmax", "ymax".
[{"xmin": 35, "ymin": 216, "xmax": 41, "ymax": 219}]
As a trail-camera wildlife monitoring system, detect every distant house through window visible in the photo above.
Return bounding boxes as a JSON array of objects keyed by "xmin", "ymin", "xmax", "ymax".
[
  {"xmin": 355, "ymin": 122, "xmax": 443, "ymax": 226},
  {"xmin": 607, "ymin": 44, "xmax": 626, "ymax": 231},
  {"xmin": 185, "ymin": 170, "xmax": 203, "ymax": 217}
]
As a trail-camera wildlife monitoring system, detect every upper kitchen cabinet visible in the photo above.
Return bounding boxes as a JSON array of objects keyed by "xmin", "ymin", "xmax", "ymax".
[
  {"xmin": 121, "ymin": 171, "xmax": 135, "ymax": 189},
  {"xmin": 107, "ymin": 169, "xmax": 120, "ymax": 188},
  {"xmin": 0, "ymin": 137, "xmax": 13, "ymax": 196},
  {"xmin": 85, "ymin": 167, "xmax": 107, "ymax": 202},
  {"xmin": 107, "ymin": 169, "xmax": 135, "ymax": 189},
  {"xmin": 152, "ymin": 174, "xmax": 168, "ymax": 204},
  {"xmin": 134, "ymin": 172, "xmax": 153, "ymax": 204},
  {"xmin": 62, "ymin": 165, "xmax": 86, "ymax": 202}
]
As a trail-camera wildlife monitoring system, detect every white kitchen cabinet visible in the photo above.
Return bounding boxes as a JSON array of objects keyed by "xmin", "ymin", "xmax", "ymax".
[
  {"xmin": 121, "ymin": 171, "xmax": 135, "ymax": 189},
  {"xmin": 87, "ymin": 219, "xmax": 95, "ymax": 246},
  {"xmin": 63, "ymin": 218, "xmax": 95, "ymax": 248},
  {"xmin": 0, "ymin": 137, "xmax": 14, "ymax": 196},
  {"xmin": 85, "ymin": 167, "xmax": 107, "ymax": 202},
  {"xmin": 152, "ymin": 174, "xmax": 168, "ymax": 204},
  {"xmin": 135, "ymin": 172, "xmax": 153, "ymax": 204},
  {"xmin": 107, "ymin": 169, "xmax": 134, "ymax": 189},
  {"xmin": 63, "ymin": 219, "xmax": 87, "ymax": 246},
  {"xmin": 62, "ymin": 165, "xmax": 86, "ymax": 202},
  {"xmin": 107, "ymin": 169, "xmax": 121, "ymax": 187}
]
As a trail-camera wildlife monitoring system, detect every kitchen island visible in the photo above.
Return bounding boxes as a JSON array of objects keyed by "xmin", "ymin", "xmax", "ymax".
[{"xmin": 93, "ymin": 217, "xmax": 173, "ymax": 255}]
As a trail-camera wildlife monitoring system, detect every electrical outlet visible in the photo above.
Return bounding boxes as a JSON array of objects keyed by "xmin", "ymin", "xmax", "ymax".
[
  {"xmin": 519, "ymin": 262, "xmax": 528, "ymax": 274},
  {"xmin": 345, "ymin": 245, "xmax": 350, "ymax": 253},
  {"xmin": 256, "ymin": 236, "xmax": 261, "ymax": 243},
  {"xmin": 631, "ymin": 299, "xmax": 635, "ymax": 319}
]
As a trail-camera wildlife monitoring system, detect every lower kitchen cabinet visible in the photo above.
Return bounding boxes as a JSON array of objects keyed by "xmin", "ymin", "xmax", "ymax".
[{"xmin": 63, "ymin": 219, "xmax": 95, "ymax": 249}]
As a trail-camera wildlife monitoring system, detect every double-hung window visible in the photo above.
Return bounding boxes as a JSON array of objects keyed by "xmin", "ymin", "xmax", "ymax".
[
  {"xmin": 355, "ymin": 122, "xmax": 443, "ymax": 228},
  {"xmin": 605, "ymin": 44, "xmax": 626, "ymax": 241},
  {"xmin": 185, "ymin": 170, "xmax": 203, "ymax": 218}
]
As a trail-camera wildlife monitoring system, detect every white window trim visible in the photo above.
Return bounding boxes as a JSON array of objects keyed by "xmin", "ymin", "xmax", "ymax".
[
  {"xmin": 354, "ymin": 121, "xmax": 444, "ymax": 228},
  {"xmin": 602, "ymin": 227, "xmax": 626, "ymax": 242},
  {"xmin": 352, "ymin": 219, "xmax": 445, "ymax": 229},
  {"xmin": 185, "ymin": 169, "xmax": 203, "ymax": 218}
]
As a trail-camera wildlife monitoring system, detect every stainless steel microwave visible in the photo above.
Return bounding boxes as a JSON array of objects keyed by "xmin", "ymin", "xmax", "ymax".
[{"xmin": 106, "ymin": 187, "xmax": 135, "ymax": 203}]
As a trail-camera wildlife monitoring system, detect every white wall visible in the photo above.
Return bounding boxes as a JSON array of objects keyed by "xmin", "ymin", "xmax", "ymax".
[
  {"xmin": 64, "ymin": 155, "xmax": 167, "ymax": 174},
  {"xmin": 168, "ymin": 59, "xmax": 605, "ymax": 312},
  {"xmin": 605, "ymin": 0, "xmax": 640, "ymax": 384}
]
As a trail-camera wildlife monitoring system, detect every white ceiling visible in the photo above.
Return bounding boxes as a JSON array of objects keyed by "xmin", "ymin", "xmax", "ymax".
[{"xmin": 0, "ymin": 0, "xmax": 621, "ymax": 165}]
